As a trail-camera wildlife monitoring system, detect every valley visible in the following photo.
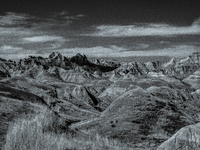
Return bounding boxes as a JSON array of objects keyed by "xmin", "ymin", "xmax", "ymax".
[{"xmin": 1, "ymin": 52, "xmax": 200, "ymax": 149}]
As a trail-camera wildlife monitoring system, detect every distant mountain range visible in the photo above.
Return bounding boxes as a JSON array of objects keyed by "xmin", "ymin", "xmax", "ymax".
[{"xmin": 1, "ymin": 52, "xmax": 200, "ymax": 79}]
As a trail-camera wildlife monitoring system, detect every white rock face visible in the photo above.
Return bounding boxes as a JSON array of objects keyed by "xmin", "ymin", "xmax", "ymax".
[{"xmin": 157, "ymin": 123, "xmax": 200, "ymax": 150}]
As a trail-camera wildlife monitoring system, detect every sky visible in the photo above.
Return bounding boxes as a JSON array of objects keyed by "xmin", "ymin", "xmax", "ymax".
[{"xmin": 0, "ymin": 0, "xmax": 200, "ymax": 60}]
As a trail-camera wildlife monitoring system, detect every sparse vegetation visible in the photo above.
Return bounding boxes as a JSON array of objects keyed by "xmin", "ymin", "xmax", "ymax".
[
  {"xmin": 1, "ymin": 52, "xmax": 200, "ymax": 149},
  {"xmin": 3, "ymin": 108, "xmax": 131, "ymax": 150}
]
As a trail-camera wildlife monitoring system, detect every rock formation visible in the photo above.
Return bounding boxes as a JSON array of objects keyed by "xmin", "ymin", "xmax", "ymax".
[
  {"xmin": 1, "ymin": 52, "xmax": 200, "ymax": 149},
  {"xmin": 157, "ymin": 123, "xmax": 200, "ymax": 150}
]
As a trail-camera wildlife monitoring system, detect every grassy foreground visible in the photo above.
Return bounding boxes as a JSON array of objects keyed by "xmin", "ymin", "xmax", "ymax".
[{"xmin": 3, "ymin": 108, "xmax": 131, "ymax": 150}]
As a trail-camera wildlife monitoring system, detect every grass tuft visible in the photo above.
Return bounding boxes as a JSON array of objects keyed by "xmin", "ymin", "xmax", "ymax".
[{"xmin": 3, "ymin": 107, "xmax": 131, "ymax": 150}]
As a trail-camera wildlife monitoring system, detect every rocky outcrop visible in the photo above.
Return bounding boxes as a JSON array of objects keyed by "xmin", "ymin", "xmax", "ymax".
[
  {"xmin": 114, "ymin": 52, "xmax": 200, "ymax": 77},
  {"xmin": 182, "ymin": 68, "xmax": 200, "ymax": 90},
  {"xmin": 0, "ymin": 59, "xmax": 17, "ymax": 79},
  {"xmin": 115, "ymin": 60, "xmax": 162, "ymax": 77},
  {"xmin": 70, "ymin": 53, "xmax": 88, "ymax": 66},
  {"xmin": 18, "ymin": 52, "xmax": 119, "ymax": 74},
  {"xmin": 163, "ymin": 52, "xmax": 200, "ymax": 75},
  {"xmin": 157, "ymin": 123, "xmax": 200, "ymax": 150},
  {"xmin": 1, "ymin": 52, "xmax": 200, "ymax": 81}
]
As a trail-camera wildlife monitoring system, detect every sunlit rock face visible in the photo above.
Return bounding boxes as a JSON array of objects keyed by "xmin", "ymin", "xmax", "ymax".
[
  {"xmin": 157, "ymin": 123, "xmax": 200, "ymax": 150},
  {"xmin": 1, "ymin": 52, "xmax": 200, "ymax": 82},
  {"xmin": 1, "ymin": 52, "xmax": 200, "ymax": 149},
  {"xmin": 116, "ymin": 61, "xmax": 161, "ymax": 76},
  {"xmin": 162, "ymin": 52, "xmax": 200, "ymax": 75}
]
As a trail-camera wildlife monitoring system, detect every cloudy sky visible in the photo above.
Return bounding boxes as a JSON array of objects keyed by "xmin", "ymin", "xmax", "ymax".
[{"xmin": 0, "ymin": 0, "xmax": 200, "ymax": 60}]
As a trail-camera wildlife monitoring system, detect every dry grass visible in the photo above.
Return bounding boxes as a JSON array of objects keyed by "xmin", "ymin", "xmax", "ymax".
[
  {"xmin": 3, "ymin": 107, "xmax": 131, "ymax": 150},
  {"xmin": 0, "ymin": 97, "xmax": 43, "ymax": 149}
]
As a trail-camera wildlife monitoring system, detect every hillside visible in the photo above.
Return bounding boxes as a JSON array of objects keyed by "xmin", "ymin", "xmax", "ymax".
[{"xmin": 1, "ymin": 52, "xmax": 200, "ymax": 149}]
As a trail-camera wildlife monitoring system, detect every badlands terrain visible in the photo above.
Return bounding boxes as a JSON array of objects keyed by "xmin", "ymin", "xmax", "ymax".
[{"xmin": 1, "ymin": 52, "xmax": 200, "ymax": 149}]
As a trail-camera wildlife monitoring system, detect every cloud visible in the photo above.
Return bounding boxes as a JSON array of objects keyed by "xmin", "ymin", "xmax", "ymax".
[
  {"xmin": 0, "ymin": 45, "xmax": 23, "ymax": 54},
  {"xmin": 0, "ymin": 11, "xmax": 84, "ymax": 34},
  {"xmin": 53, "ymin": 11, "xmax": 87, "ymax": 20},
  {"xmin": 0, "ymin": 54, "xmax": 43, "ymax": 60},
  {"xmin": 56, "ymin": 46, "xmax": 121, "ymax": 57},
  {"xmin": 0, "ymin": 12, "xmax": 75, "ymax": 55},
  {"xmin": 160, "ymin": 41, "xmax": 170, "ymax": 44},
  {"xmin": 0, "ymin": 11, "xmax": 80, "ymax": 27},
  {"xmin": 0, "ymin": 12, "xmax": 31, "ymax": 27},
  {"xmin": 131, "ymin": 44, "xmax": 150, "ymax": 49},
  {"xmin": 1, "ymin": 45, "xmax": 22, "ymax": 50},
  {"xmin": 35, "ymin": 46, "xmax": 125, "ymax": 57},
  {"xmin": 76, "ymin": 14, "xmax": 87, "ymax": 18},
  {"xmin": 0, "ymin": 11, "xmax": 85, "ymax": 60},
  {"xmin": 88, "ymin": 18, "xmax": 200, "ymax": 37},
  {"xmin": 0, "ymin": 27, "xmax": 31, "ymax": 35},
  {"xmin": 115, "ymin": 45, "xmax": 199, "ymax": 58},
  {"xmin": 53, "ymin": 45, "xmax": 200, "ymax": 58},
  {"xmin": 47, "ymin": 43, "xmax": 64, "ymax": 49},
  {"xmin": 0, "ymin": 13, "xmax": 43, "ymax": 43},
  {"xmin": 0, "ymin": 12, "xmax": 72, "ymax": 47},
  {"xmin": 192, "ymin": 18, "xmax": 200, "ymax": 26},
  {"xmin": 23, "ymin": 36, "xmax": 66, "ymax": 43}
]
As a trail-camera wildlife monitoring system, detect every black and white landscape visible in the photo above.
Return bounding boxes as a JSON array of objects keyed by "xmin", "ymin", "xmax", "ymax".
[
  {"xmin": 1, "ymin": 52, "xmax": 200, "ymax": 149},
  {"xmin": 1, "ymin": 0, "xmax": 200, "ymax": 150}
]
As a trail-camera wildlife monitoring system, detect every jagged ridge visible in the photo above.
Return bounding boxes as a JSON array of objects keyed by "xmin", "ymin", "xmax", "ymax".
[{"xmin": 1, "ymin": 52, "xmax": 200, "ymax": 80}]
